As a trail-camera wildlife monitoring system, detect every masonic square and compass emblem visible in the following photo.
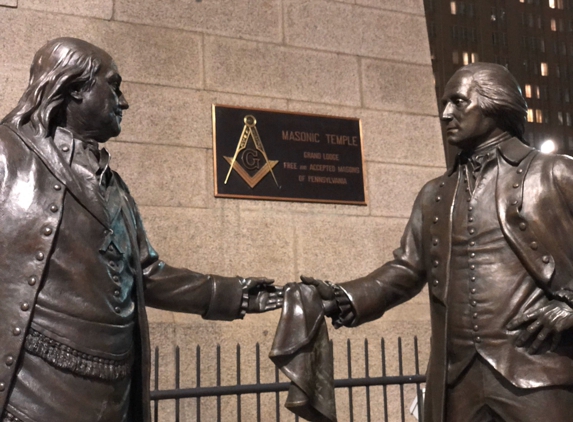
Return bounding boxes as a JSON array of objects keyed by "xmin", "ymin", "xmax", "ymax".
[{"xmin": 223, "ymin": 115, "xmax": 280, "ymax": 189}]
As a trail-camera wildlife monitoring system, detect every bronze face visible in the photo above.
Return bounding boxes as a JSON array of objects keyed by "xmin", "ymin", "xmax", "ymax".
[
  {"xmin": 66, "ymin": 51, "xmax": 129, "ymax": 143},
  {"xmin": 440, "ymin": 71, "xmax": 501, "ymax": 151}
]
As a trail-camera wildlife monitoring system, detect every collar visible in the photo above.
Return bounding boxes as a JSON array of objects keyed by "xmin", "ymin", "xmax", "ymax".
[{"xmin": 447, "ymin": 133, "xmax": 532, "ymax": 175}]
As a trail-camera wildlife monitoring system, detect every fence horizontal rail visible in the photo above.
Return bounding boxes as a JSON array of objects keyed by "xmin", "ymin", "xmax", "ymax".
[{"xmin": 150, "ymin": 374, "xmax": 427, "ymax": 400}]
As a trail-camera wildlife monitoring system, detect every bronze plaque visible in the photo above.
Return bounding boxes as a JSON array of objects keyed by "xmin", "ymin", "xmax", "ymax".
[{"xmin": 213, "ymin": 105, "xmax": 366, "ymax": 205}]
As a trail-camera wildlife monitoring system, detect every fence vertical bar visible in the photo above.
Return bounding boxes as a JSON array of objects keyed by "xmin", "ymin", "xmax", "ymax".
[
  {"xmin": 217, "ymin": 344, "xmax": 222, "ymax": 422},
  {"xmin": 398, "ymin": 337, "xmax": 405, "ymax": 422},
  {"xmin": 237, "ymin": 344, "xmax": 242, "ymax": 422},
  {"xmin": 196, "ymin": 345, "xmax": 201, "ymax": 422},
  {"xmin": 256, "ymin": 343, "xmax": 261, "ymax": 422},
  {"xmin": 275, "ymin": 365, "xmax": 281, "ymax": 422},
  {"xmin": 364, "ymin": 339, "xmax": 371, "ymax": 422},
  {"xmin": 347, "ymin": 339, "xmax": 354, "ymax": 422},
  {"xmin": 175, "ymin": 346, "xmax": 180, "ymax": 422},
  {"xmin": 381, "ymin": 338, "xmax": 388, "ymax": 422},
  {"xmin": 414, "ymin": 336, "xmax": 424, "ymax": 422},
  {"xmin": 154, "ymin": 346, "xmax": 159, "ymax": 422}
]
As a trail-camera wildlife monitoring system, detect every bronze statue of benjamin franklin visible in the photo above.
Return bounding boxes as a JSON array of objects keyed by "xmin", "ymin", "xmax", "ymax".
[
  {"xmin": 306, "ymin": 63, "xmax": 573, "ymax": 422},
  {"xmin": 0, "ymin": 38, "xmax": 282, "ymax": 422}
]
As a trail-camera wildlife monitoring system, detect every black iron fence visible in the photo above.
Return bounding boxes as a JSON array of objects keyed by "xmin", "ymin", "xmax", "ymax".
[{"xmin": 150, "ymin": 337, "xmax": 426, "ymax": 422}]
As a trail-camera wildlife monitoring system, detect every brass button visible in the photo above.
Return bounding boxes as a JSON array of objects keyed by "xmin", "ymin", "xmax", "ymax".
[
  {"xmin": 530, "ymin": 241, "xmax": 538, "ymax": 250},
  {"xmin": 513, "ymin": 183, "xmax": 520, "ymax": 188},
  {"xmin": 542, "ymin": 255, "xmax": 550, "ymax": 263},
  {"xmin": 53, "ymin": 184, "xmax": 62, "ymax": 191},
  {"xmin": 35, "ymin": 252, "xmax": 45, "ymax": 261},
  {"xmin": 28, "ymin": 276, "xmax": 37, "ymax": 286},
  {"xmin": 42, "ymin": 227, "xmax": 53, "ymax": 236},
  {"xmin": 49, "ymin": 204, "xmax": 59, "ymax": 213},
  {"xmin": 21, "ymin": 303, "xmax": 30, "ymax": 311},
  {"xmin": 519, "ymin": 222, "xmax": 527, "ymax": 231},
  {"xmin": 13, "ymin": 327, "xmax": 21, "ymax": 336},
  {"xmin": 5, "ymin": 356, "xmax": 14, "ymax": 366}
]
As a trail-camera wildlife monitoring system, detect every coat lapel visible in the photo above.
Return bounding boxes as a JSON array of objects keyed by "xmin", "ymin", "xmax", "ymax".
[
  {"xmin": 7, "ymin": 124, "xmax": 110, "ymax": 228},
  {"xmin": 496, "ymin": 138, "xmax": 555, "ymax": 284}
]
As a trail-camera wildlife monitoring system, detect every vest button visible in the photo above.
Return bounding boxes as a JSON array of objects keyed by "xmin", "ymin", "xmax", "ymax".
[
  {"xmin": 517, "ymin": 169, "xmax": 523, "ymax": 174},
  {"xmin": 114, "ymin": 290, "xmax": 121, "ymax": 297},
  {"xmin": 475, "ymin": 337, "xmax": 482, "ymax": 343},
  {"xmin": 21, "ymin": 303, "xmax": 30, "ymax": 311},
  {"xmin": 530, "ymin": 241, "xmax": 538, "ymax": 250},
  {"xmin": 49, "ymin": 204, "xmax": 59, "ymax": 213},
  {"xmin": 0, "ymin": 383, "xmax": 5, "ymax": 392},
  {"xmin": 470, "ymin": 300, "xmax": 477, "ymax": 306},
  {"xmin": 433, "ymin": 260, "xmax": 439, "ymax": 267},
  {"xmin": 433, "ymin": 279, "xmax": 439, "ymax": 286},
  {"xmin": 469, "ymin": 241, "xmax": 476, "ymax": 246},
  {"xmin": 114, "ymin": 307, "xmax": 121, "ymax": 314},
  {"xmin": 12, "ymin": 327, "xmax": 21, "ymax": 336},
  {"xmin": 53, "ymin": 184, "xmax": 61, "ymax": 191},
  {"xmin": 432, "ymin": 238, "xmax": 439, "ymax": 246},
  {"xmin": 35, "ymin": 252, "xmax": 45, "ymax": 261},
  {"xmin": 473, "ymin": 325, "xmax": 479, "ymax": 331},
  {"xmin": 470, "ymin": 253, "xmax": 476, "ymax": 258},
  {"xmin": 470, "ymin": 264, "xmax": 476, "ymax": 270},
  {"xmin": 433, "ymin": 216, "xmax": 439, "ymax": 224},
  {"xmin": 519, "ymin": 222, "xmax": 527, "ymax": 231},
  {"xmin": 5, "ymin": 356, "xmax": 14, "ymax": 366},
  {"xmin": 542, "ymin": 255, "xmax": 551, "ymax": 264},
  {"xmin": 42, "ymin": 227, "xmax": 53, "ymax": 236},
  {"xmin": 112, "ymin": 275, "xmax": 119, "ymax": 282},
  {"xmin": 473, "ymin": 313, "xmax": 478, "ymax": 319},
  {"xmin": 513, "ymin": 183, "xmax": 520, "ymax": 188},
  {"xmin": 28, "ymin": 276, "xmax": 37, "ymax": 286},
  {"xmin": 436, "ymin": 196, "xmax": 441, "ymax": 202},
  {"xmin": 511, "ymin": 200, "xmax": 518, "ymax": 205},
  {"xmin": 61, "ymin": 145, "xmax": 70, "ymax": 152},
  {"xmin": 470, "ymin": 288, "xmax": 476, "ymax": 294},
  {"xmin": 469, "ymin": 228, "xmax": 475, "ymax": 234},
  {"xmin": 468, "ymin": 206, "xmax": 473, "ymax": 211}
]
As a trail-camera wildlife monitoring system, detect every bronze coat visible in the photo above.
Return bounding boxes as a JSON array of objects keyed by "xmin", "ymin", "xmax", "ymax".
[
  {"xmin": 340, "ymin": 138, "xmax": 573, "ymax": 422},
  {"xmin": 0, "ymin": 123, "xmax": 244, "ymax": 421}
]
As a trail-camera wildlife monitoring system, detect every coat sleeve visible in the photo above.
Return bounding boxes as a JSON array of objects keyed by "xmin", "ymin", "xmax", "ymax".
[
  {"xmin": 338, "ymin": 182, "xmax": 430, "ymax": 326},
  {"xmin": 120, "ymin": 182, "xmax": 245, "ymax": 321}
]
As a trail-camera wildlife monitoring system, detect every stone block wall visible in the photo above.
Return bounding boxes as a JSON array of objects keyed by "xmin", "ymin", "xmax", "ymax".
[{"xmin": 0, "ymin": 1, "xmax": 444, "ymax": 420}]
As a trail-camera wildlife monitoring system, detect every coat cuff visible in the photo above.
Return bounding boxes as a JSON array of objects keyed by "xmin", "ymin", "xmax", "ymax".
[
  {"xmin": 202, "ymin": 276, "xmax": 244, "ymax": 321},
  {"xmin": 554, "ymin": 288, "xmax": 573, "ymax": 309}
]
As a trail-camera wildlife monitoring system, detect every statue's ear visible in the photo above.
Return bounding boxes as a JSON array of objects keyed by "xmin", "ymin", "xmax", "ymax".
[{"xmin": 69, "ymin": 89, "xmax": 84, "ymax": 101}]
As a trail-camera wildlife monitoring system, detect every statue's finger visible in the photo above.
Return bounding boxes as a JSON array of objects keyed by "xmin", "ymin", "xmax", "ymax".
[{"xmin": 528, "ymin": 327, "xmax": 552, "ymax": 354}]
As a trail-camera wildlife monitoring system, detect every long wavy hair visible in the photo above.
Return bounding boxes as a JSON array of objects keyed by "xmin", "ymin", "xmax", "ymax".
[
  {"xmin": 459, "ymin": 63, "xmax": 528, "ymax": 142},
  {"xmin": 2, "ymin": 38, "xmax": 102, "ymax": 138}
]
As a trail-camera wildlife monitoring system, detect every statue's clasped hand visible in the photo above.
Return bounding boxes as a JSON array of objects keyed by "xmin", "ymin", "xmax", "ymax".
[
  {"xmin": 242, "ymin": 277, "xmax": 284, "ymax": 313},
  {"xmin": 506, "ymin": 300, "xmax": 573, "ymax": 354}
]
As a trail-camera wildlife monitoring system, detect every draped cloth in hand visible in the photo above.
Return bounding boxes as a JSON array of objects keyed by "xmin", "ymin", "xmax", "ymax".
[{"xmin": 269, "ymin": 283, "xmax": 337, "ymax": 422}]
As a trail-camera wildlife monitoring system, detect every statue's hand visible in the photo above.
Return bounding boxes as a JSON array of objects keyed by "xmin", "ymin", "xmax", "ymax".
[
  {"xmin": 300, "ymin": 275, "xmax": 338, "ymax": 316},
  {"xmin": 243, "ymin": 277, "xmax": 284, "ymax": 313},
  {"xmin": 507, "ymin": 300, "xmax": 573, "ymax": 354}
]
